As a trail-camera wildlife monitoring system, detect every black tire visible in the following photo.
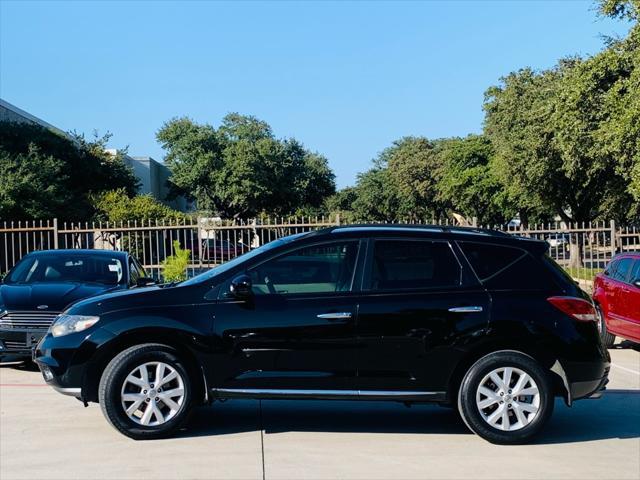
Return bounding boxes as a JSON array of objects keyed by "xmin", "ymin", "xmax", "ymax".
[
  {"xmin": 596, "ymin": 305, "xmax": 616, "ymax": 348},
  {"xmin": 457, "ymin": 350, "xmax": 554, "ymax": 445},
  {"xmin": 99, "ymin": 343, "xmax": 194, "ymax": 440}
]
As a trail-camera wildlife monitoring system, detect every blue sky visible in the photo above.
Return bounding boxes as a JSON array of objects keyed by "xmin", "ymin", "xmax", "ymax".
[{"xmin": 0, "ymin": 1, "xmax": 631, "ymax": 188}]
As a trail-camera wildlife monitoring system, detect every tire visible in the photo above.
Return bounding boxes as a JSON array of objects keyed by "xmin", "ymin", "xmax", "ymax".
[
  {"xmin": 596, "ymin": 306, "xmax": 616, "ymax": 348},
  {"xmin": 457, "ymin": 350, "xmax": 554, "ymax": 445},
  {"xmin": 99, "ymin": 343, "xmax": 194, "ymax": 440}
]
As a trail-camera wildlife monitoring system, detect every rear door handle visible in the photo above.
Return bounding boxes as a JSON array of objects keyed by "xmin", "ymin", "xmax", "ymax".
[
  {"xmin": 317, "ymin": 312, "xmax": 352, "ymax": 320},
  {"xmin": 448, "ymin": 306, "xmax": 483, "ymax": 313}
]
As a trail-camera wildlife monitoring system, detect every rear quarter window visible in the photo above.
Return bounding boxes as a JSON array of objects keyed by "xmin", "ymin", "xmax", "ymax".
[{"xmin": 459, "ymin": 242, "xmax": 560, "ymax": 291}]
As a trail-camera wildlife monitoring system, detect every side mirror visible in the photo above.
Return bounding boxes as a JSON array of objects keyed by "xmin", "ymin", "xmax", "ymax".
[
  {"xmin": 136, "ymin": 277, "xmax": 156, "ymax": 287},
  {"xmin": 230, "ymin": 274, "xmax": 252, "ymax": 299}
]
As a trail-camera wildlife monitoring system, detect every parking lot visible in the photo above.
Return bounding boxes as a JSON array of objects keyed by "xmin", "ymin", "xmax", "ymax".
[{"xmin": 1, "ymin": 345, "xmax": 638, "ymax": 480}]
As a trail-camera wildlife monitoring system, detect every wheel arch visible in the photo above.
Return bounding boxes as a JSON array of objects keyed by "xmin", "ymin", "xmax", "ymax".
[
  {"xmin": 445, "ymin": 339, "xmax": 569, "ymax": 406},
  {"xmin": 82, "ymin": 329, "xmax": 208, "ymax": 404}
]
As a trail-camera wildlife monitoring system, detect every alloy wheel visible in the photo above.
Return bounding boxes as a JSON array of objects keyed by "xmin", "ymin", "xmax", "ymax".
[
  {"xmin": 120, "ymin": 361, "xmax": 185, "ymax": 426},
  {"xmin": 475, "ymin": 366, "xmax": 540, "ymax": 431}
]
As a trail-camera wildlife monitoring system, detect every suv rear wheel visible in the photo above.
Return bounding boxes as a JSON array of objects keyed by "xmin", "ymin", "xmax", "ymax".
[
  {"xmin": 99, "ymin": 343, "xmax": 194, "ymax": 440},
  {"xmin": 457, "ymin": 351, "xmax": 554, "ymax": 444}
]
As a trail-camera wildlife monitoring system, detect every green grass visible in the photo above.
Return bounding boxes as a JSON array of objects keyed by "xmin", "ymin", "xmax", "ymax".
[{"xmin": 564, "ymin": 266, "xmax": 601, "ymax": 281}]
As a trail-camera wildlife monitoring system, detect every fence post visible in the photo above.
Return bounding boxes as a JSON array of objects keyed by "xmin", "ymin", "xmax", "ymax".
[
  {"xmin": 53, "ymin": 218, "xmax": 59, "ymax": 249},
  {"xmin": 471, "ymin": 217, "xmax": 478, "ymax": 228},
  {"xmin": 610, "ymin": 219, "xmax": 616, "ymax": 257},
  {"xmin": 336, "ymin": 212, "xmax": 341, "ymax": 226}
]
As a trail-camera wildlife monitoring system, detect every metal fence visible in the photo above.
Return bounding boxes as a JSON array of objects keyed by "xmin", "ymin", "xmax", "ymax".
[{"xmin": 1, "ymin": 217, "xmax": 639, "ymax": 281}]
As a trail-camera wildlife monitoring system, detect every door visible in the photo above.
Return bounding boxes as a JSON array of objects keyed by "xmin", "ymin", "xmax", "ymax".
[
  {"xmin": 355, "ymin": 238, "xmax": 490, "ymax": 395},
  {"xmin": 211, "ymin": 240, "xmax": 362, "ymax": 391},
  {"xmin": 617, "ymin": 259, "xmax": 640, "ymax": 341},
  {"xmin": 608, "ymin": 257, "xmax": 634, "ymax": 331}
]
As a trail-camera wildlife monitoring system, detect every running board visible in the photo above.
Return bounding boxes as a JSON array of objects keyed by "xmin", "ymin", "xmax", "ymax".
[{"xmin": 211, "ymin": 388, "xmax": 446, "ymax": 401}]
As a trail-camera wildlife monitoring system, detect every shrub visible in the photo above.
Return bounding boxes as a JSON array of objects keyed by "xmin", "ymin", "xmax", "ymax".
[{"xmin": 161, "ymin": 240, "xmax": 191, "ymax": 282}]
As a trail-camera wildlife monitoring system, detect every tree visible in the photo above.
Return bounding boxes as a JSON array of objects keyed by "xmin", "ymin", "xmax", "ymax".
[
  {"xmin": 350, "ymin": 167, "xmax": 401, "ymax": 222},
  {"xmin": 156, "ymin": 114, "xmax": 335, "ymax": 217},
  {"xmin": 384, "ymin": 137, "xmax": 448, "ymax": 221},
  {"xmin": 483, "ymin": 59, "xmax": 633, "ymax": 225},
  {"xmin": 435, "ymin": 135, "xmax": 515, "ymax": 226},
  {"xmin": 92, "ymin": 189, "xmax": 186, "ymax": 223},
  {"xmin": 347, "ymin": 137, "xmax": 448, "ymax": 222},
  {"xmin": 0, "ymin": 146, "xmax": 70, "ymax": 219},
  {"xmin": 596, "ymin": 0, "xmax": 640, "ymax": 210},
  {"xmin": 0, "ymin": 122, "xmax": 138, "ymax": 220}
]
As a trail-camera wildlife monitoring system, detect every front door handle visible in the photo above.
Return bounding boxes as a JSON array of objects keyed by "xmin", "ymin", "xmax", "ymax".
[
  {"xmin": 317, "ymin": 312, "xmax": 353, "ymax": 320},
  {"xmin": 448, "ymin": 306, "xmax": 483, "ymax": 313}
]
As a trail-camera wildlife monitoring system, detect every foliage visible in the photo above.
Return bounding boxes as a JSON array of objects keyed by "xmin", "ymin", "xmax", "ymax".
[
  {"xmin": 483, "ymin": 56, "xmax": 635, "ymax": 223},
  {"xmin": 0, "ymin": 122, "xmax": 138, "ymax": 221},
  {"xmin": 92, "ymin": 189, "xmax": 187, "ymax": 223},
  {"xmin": 157, "ymin": 114, "xmax": 336, "ymax": 218},
  {"xmin": 435, "ymin": 135, "xmax": 515, "ymax": 226},
  {"xmin": 598, "ymin": 0, "xmax": 639, "ymax": 20},
  {"xmin": 161, "ymin": 240, "xmax": 191, "ymax": 282}
]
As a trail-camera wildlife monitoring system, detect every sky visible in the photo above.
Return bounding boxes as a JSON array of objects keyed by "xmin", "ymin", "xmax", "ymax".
[{"xmin": 0, "ymin": 1, "xmax": 632, "ymax": 188}]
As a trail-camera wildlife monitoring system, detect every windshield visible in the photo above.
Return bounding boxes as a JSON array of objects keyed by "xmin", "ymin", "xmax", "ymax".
[
  {"xmin": 181, "ymin": 232, "xmax": 309, "ymax": 286},
  {"xmin": 5, "ymin": 253, "xmax": 124, "ymax": 285}
]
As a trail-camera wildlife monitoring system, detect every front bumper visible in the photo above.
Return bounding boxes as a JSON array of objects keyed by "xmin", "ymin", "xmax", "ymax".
[
  {"xmin": 33, "ymin": 326, "xmax": 117, "ymax": 402},
  {"xmin": 0, "ymin": 328, "xmax": 47, "ymax": 358}
]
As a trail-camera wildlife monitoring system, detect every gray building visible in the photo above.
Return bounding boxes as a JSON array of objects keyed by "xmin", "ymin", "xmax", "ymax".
[
  {"xmin": 118, "ymin": 153, "xmax": 188, "ymax": 211},
  {"xmin": 1, "ymin": 98, "xmax": 188, "ymax": 211}
]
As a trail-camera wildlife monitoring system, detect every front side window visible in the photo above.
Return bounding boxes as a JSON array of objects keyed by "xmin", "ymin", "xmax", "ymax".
[
  {"xmin": 367, "ymin": 240, "xmax": 460, "ymax": 291},
  {"xmin": 604, "ymin": 259, "xmax": 619, "ymax": 277},
  {"xmin": 629, "ymin": 260, "xmax": 640, "ymax": 284},
  {"xmin": 249, "ymin": 242, "xmax": 359, "ymax": 295},
  {"xmin": 612, "ymin": 258, "xmax": 633, "ymax": 283}
]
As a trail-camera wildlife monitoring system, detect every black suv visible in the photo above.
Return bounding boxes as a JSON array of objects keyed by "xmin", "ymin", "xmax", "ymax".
[{"xmin": 35, "ymin": 226, "xmax": 609, "ymax": 444}]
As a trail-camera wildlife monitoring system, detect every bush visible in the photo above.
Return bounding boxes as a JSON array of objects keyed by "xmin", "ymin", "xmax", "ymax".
[
  {"xmin": 161, "ymin": 240, "xmax": 190, "ymax": 282},
  {"xmin": 92, "ymin": 189, "xmax": 187, "ymax": 223}
]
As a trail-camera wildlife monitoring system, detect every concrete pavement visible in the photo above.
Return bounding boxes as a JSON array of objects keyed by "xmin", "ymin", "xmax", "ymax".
[{"xmin": 1, "ymin": 345, "xmax": 638, "ymax": 480}]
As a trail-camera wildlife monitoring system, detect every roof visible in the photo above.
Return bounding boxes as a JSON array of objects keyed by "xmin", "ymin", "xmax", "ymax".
[
  {"xmin": 25, "ymin": 249, "xmax": 129, "ymax": 257},
  {"xmin": 302, "ymin": 223, "xmax": 546, "ymax": 250}
]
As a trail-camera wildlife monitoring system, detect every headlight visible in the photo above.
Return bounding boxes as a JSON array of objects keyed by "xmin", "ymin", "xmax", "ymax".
[{"xmin": 50, "ymin": 314, "xmax": 100, "ymax": 337}]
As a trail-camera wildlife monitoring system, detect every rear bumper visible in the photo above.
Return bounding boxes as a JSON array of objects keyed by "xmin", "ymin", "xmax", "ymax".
[{"xmin": 564, "ymin": 359, "xmax": 610, "ymax": 401}]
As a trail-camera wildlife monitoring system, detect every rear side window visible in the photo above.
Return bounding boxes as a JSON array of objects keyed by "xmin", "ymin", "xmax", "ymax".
[
  {"xmin": 459, "ymin": 242, "xmax": 557, "ymax": 291},
  {"xmin": 458, "ymin": 243, "xmax": 525, "ymax": 281},
  {"xmin": 367, "ymin": 240, "xmax": 460, "ymax": 291},
  {"xmin": 629, "ymin": 260, "xmax": 640, "ymax": 284},
  {"xmin": 612, "ymin": 258, "xmax": 633, "ymax": 282}
]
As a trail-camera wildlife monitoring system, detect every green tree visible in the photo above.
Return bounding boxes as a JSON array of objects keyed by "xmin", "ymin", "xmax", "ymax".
[
  {"xmin": 384, "ymin": 137, "xmax": 447, "ymax": 221},
  {"xmin": 435, "ymin": 135, "xmax": 514, "ymax": 226},
  {"xmin": 348, "ymin": 137, "xmax": 448, "ymax": 222},
  {"xmin": 0, "ymin": 122, "xmax": 138, "ymax": 220},
  {"xmin": 156, "ymin": 114, "xmax": 335, "ymax": 217},
  {"xmin": 92, "ymin": 189, "xmax": 186, "ymax": 223},
  {"xmin": 0, "ymin": 146, "xmax": 70, "ymax": 219},
  {"xmin": 483, "ymin": 59, "xmax": 633, "ymax": 224}
]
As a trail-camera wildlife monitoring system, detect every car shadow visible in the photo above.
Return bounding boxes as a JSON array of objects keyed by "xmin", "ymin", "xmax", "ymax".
[
  {"xmin": 612, "ymin": 340, "xmax": 640, "ymax": 352},
  {"xmin": 176, "ymin": 390, "xmax": 640, "ymax": 444},
  {"xmin": 0, "ymin": 359, "xmax": 39, "ymax": 371}
]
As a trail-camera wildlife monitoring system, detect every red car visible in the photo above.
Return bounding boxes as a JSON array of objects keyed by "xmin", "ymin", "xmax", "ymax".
[{"xmin": 593, "ymin": 253, "xmax": 640, "ymax": 346}]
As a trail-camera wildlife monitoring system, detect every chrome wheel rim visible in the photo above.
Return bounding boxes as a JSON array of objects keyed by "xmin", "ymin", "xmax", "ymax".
[
  {"xmin": 120, "ymin": 361, "xmax": 185, "ymax": 426},
  {"xmin": 476, "ymin": 367, "xmax": 540, "ymax": 432}
]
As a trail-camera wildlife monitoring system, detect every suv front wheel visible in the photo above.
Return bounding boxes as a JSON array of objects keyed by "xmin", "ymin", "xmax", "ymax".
[
  {"xmin": 457, "ymin": 351, "xmax": 554, "ymax": 444},
  {"xmin": 99, "ymin": 343, "xmax": 194, "ymax": 440}
]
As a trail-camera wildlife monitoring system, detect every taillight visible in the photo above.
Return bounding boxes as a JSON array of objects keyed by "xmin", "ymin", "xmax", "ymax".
[{"xmin": 547, "ymin": 296, "xmax": 597, "ymax": 322}]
